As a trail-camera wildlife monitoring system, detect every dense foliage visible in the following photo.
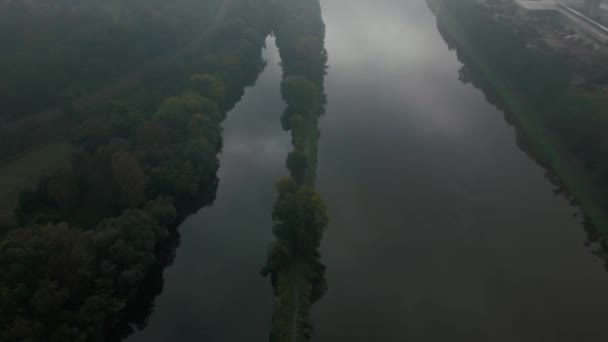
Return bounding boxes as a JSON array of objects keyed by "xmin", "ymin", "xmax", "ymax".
[
  {"xmin": 0, "ymin": 0, "xmax": 221, "ymax": 118},
  {"xmin": 0, "ymin": 0, "xmax": 273, "ymax": 340},
  {"xmin": 260, "ymin": 0, "xmax": 329, "ymax": 340},
  {"xmin": 0, "ymin": 205, "xmax": 174, "ymax": 341}
]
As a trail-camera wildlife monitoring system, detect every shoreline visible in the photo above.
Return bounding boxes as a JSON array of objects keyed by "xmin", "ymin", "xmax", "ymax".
[{"xmin": 429, "ymin": 0, "xmax": 608, "ymax": 242}]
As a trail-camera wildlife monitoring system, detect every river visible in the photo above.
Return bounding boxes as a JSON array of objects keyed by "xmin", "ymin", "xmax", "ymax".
[
  {"xmin": 128, "ymin": 39, "xmax": 286, "ymax": 341},
  {"xmin": 130, "ymin": 0, "xmax": 608, "ymax": 341}
]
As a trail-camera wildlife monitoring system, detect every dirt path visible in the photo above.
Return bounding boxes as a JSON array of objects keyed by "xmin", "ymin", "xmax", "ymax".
[{"xmin": 291, "ymin": 277, "xmax": 301, "ymax": 342}]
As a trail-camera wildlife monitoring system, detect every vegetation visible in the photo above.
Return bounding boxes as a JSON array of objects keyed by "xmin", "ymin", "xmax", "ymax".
[
  {"xmin": 0, "ymin": 143, "xmax": 71, "ymax": 223},
  {"xmin": 430, "ymin": 0, "xmax": 608, "ymax": 241},
  {"xmin": 260, "ymin": 0, "xmax": 329, "ymax": 340},
  {"xmin": 0, "ymin": 0, "xmax": 221, "ymax": 119},
  {"xmin": 0, "ymin": 0, "xmax": 274, "ymax": 340}
]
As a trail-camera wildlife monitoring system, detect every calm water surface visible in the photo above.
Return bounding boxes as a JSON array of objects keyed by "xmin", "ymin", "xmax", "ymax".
[
  {"xmin": 129, "ymin": 39, "xmax": 286, "ymax": 341},
  {"xmin": 131, "ymin": 1, "xmax": 608, "ymax": 341},
  {"xmin": 314, "ymin": 0, "xmax": 608, "ymax": 341}
]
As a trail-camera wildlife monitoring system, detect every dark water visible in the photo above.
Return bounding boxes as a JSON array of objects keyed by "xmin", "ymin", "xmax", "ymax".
[
  {"xmin": 130, "ymin": 0, "xmax": 608, "ymax": 341},
  {"xmin": 128, "ymin": 39, "xmax": 286, "ymax": 341},
  {"xmin": 313, "ymin": 0, "xmax": 608, "ymax": 341}
]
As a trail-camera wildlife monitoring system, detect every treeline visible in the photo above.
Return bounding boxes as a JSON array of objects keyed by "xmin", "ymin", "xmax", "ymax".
[
  {"xmin": 0, "ymin": 0, "xmax": 224, "ymax": 119},
  {"xmin": 432, "ymin": 0, "xmax": 608, "ymax": 237},
  {"xmin": 0, "ymin": 0, "xmax": 274, "ymax": 340},
  {"xmin": 260, "ymin": 0, "xmax": 329, "ymax": 341}
]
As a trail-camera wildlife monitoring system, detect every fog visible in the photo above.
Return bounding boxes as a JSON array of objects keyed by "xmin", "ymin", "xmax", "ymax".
[{"xmin": 2, "ymin": 1, "xmax": 608, "ymax": 341}]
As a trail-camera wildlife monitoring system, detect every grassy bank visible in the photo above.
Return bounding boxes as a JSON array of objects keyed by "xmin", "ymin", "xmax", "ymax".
[{"xmin": 430, "ymin": 0, "xmax": 608, "ymax": 238}]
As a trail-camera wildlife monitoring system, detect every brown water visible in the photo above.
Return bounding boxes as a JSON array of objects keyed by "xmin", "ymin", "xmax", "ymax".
[{"xmin": 129, "ymin": 1, "xmax": 608, "ymax": 341}]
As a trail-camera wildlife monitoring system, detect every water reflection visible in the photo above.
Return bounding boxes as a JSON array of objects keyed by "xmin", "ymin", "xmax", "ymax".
[
  {"xmin": 124, "ymin": 38, "xmax": 289, "ymax": 342},
  {"xmin": 434, "ymin": 4, "xmax": 608, "ymax": 272},
  {"xmin": 312, "ymin": 0, "xmax": 608, "ymax": 341}
]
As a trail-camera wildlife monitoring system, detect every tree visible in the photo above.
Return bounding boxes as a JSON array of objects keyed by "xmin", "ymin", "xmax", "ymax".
[
  {"xmin": 154, "ymin": 93, "xmax": 220, "ymax": 139},
  {"xmin": 135, "ymin": 121, "xmax": 170, "ymax": 150},
  {"xmin": 43, "ymin": 169, "xmax": 80, "ymax": 210},
  {"xmin": 286, "ymin": 150, "xmax": 308, "ymax": 182},
  {"xmin": 75, "ymin": 120, "xmax": 110, "ymax": 152},
  {"xmin": 261, "ymin": 241, "xmax": 290, "ymax": 278},
  {"xmin": 272, "ymin": 180, "xmax": 328, "ymax": 253},
  {"xmin": 110, "ymin": 151, "xmax": 146, "ymax": 209},
  {"xmin": 281, "ymin": 75, "xmax": 317, "ymax": 114},
  {"xmin": 187, "ymin": 114, "xmax": 214, "ymax": 140},
  {"xmin": 292, "ymin": 187, "xmax": 328, "ymax": 252},
  {"xmin": 189, "ymin": 74, "xmax": 226, "ymax": 103},
  {"xmin": 93, "ymin": 209, "xmax": 169, "ymax": 298},
  {"xmin": 0, "ymin": 224, "xmax": 95, "ymax": 342},
  {"xmin": 289, "ymin": 114, "xmax": 306, "ymax": 146},
  {"xmin": 144, "ymin": 197, "xmax": 177, "ymax": 226}
]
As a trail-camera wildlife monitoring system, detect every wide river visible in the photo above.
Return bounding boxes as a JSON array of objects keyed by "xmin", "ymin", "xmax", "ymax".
[{"xmin": 130, "ymin": 0, "xmax": 608, "ymax": 341}]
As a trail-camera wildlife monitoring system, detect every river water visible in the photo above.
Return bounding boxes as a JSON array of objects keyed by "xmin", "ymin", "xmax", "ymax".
[
  {"xmin": 130, "ymin": 0, "xmax": 608, "ymax": 341},
  {"xmin": 128, "ymin": 39, "xmax": 286, "ymax": 341}
]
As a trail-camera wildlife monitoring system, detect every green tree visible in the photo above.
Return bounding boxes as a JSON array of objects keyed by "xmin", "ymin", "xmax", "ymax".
[
  {"xmin": 272, "ymin": 179, "xmax": 328, "ymax": 253},
  {"xmin": 110, "ymin": 151, "xmax": 146, "ymax": 209},
  {"xmin": 155, "ymin": 93, "xmax": 220, "ymax": 139},
  {"xmin": 281, "ymin": 75, "xmax": 317, "ymax": 115},
  {"xmin": 286, "ymin": 150, "xmax": 308, "ymax": 182},
  {"xmin": 0, "ymin": 224, "xmax": 94, "ymax": 342},
  {"xmin": 189, "ymin": 74, "xmax": 226, "ymax": 103},
  {"xmin": 135, "ymin": 121, "xmax": 170, "ymax": 150}
]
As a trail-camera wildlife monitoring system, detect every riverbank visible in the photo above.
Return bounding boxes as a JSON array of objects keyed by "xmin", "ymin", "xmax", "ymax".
[
  {"xmin": 429, "ymin": 0, "xmax": 608, "ymax": 241},
  {"xmin": 0, "ymin": 0, "xmax": 276, "ymax": 340}
]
